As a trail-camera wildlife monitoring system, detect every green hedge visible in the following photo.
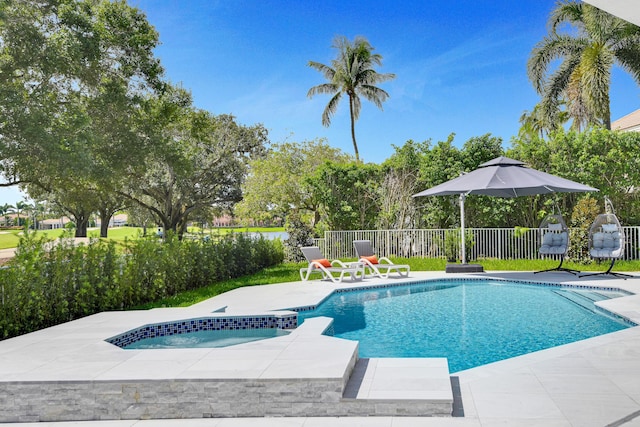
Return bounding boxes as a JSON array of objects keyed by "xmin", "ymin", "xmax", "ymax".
[{"xmin": 0, "ymin": 231, "xmax": 284, "ymax": 339}]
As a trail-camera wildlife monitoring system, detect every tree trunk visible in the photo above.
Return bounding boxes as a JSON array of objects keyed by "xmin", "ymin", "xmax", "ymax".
[
  {"xmin": 100, "ymin": 217, "xmax": 109, "ymax": 238},
  {"xmin": 348, "ymin": 94, "xmax": 360, "ymax": 162},
  {"xmin": 75, "ymin": 215, "xmax": 89, "ymax": 237},
  {"xmin": 178, "ymin": 219, "xmax": 188, "ymax": 240},
  {"xmin": 98, "ymin": 206, "xmax": 121, "ymax": 238},
  {"xmin": 604, "ymin": 109, "xmax": 611, "ymax": 130},
  {"xmin": 98, "ymin": 207, "xmax": 117, "ymax": 238},
  {"xmin": 603, "ymin": 89, "xmax": 611, "ymax": 130}
]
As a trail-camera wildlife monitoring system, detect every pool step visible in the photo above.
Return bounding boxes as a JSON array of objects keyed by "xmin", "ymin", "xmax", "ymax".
[
  {"xmin": 553, "ymin": 289, "xmax": 605, "ymax": 313},
  {"xmin": 342, "ymin": 357, "xmax": 454, "ymax": 416}
]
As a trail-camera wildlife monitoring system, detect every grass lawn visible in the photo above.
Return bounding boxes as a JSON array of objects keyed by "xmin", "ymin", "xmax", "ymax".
[
  {"xmin": 0, "ymin": 227, "xmax": 146, "ymax": 249},
  {"xmin": 0, "ymin": 226, "xmax": 285, "ymax": 249},
  {"xmin": 185, "ymin": 226, "xmax": 285, "ymax": 237},
  {"xmin": 0, "ymin": 228, "xmax": 70, "ymax": 249},
  {"xmin": 87, "ymin": 227, "xmax": 145, "ymax": 240}
]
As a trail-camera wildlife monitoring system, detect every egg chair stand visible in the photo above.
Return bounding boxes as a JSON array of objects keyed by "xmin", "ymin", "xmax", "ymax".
[
  {"xmin": 535, "ymin": 255, "xmax": 580, "ymax": 275},
  {"xmin": 580, "ymin": 258, "xmax": 632, "ymax": 279},
  {"xmin": 579, "ymin": 198, "xmax": 632, "ymax": 280}
]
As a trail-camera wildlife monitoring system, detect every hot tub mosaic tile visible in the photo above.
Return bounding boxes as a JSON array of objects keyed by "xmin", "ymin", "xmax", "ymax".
[{"xmin": 106, "ymin": 313, "xmax": 297, "ymax": 348}]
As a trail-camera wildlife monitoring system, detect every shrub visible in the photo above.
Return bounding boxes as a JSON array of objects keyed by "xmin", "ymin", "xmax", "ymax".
[
  {"xmin": 569, "ymin": 196, "xmax": 600, "ymax": 263},
  {"xmin": 284, "ymin": 214, "xmax": 315, "ymax": 262},
  {"xmin": 0, "ymin": 232, "xmax": 283, "ymax": 340},
  {"xmin": 442, "ymin": 228, "xmax": 475, "ymax": 262}
]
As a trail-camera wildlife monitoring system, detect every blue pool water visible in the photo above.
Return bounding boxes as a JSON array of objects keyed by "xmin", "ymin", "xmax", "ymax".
[
  {"xmin": 297, "ymin": 280, "xmax": 631, "ymax": 372},
  {"xmin": 124, "ymin": 328, "xmax": 290, "ymax": 349}
]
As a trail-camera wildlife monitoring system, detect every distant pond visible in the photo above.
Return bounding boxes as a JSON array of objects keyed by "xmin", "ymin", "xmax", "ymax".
[{"xmin": 247, "ymin": 231, "xmax": 289, "ymax": 240}]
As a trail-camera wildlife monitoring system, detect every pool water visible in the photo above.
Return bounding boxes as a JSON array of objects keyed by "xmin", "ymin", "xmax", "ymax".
[
  {"xmin": 297, "ymin": 280, "xmax": 631, "ymax": 372},
  {"xmin": 124, "ymin": 328, "xmax": 290, "ymax": 349}
]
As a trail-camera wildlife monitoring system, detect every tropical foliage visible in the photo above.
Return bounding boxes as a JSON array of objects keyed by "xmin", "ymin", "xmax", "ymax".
[
  {"xmin": 240, "ymin": 129, "xmax": 640, "ymax": 240},
  {"xmin": 235, "ymin": 139, "xmax": 350, "ymax": 227},
  {"xmin": 528, "ymin": 1, "xmax": 640, "ymax": 130}
]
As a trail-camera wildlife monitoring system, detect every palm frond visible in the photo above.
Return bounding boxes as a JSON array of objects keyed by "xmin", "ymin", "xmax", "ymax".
[
  {"xmin": 358, "ymin": 85, "xmax": 390, "ymax": 109},
  {"xmin": 321, "ymin": 92, "xmax": 342, "ymax": 127},
  {"xmin": 612, "ymin": 32, "xmax": 640, "ymax": 84},
  {"xmin": 549, "ymin": 1, "xmax": 583, "ymax": 34},
  {"xmin": 360, "ymin": 69, "xmax": 396, "ymax": 85},
  {"xmin": 582, "ymin": 4, "xmax": 626, "ymax": 45},
  {"xmin": 307, "ymin": 83, "xmax": 339, "ymax": 99},
  {"xmin": 307, "ymin": 61, "xmax": 335, "ymax": 81},
  {"xmin": 528, "ymin": 34, "xmax": 586, "ymax": 93},
  {"xmin": 580, "ymin": 45, "xmax": 612, "ymax": 121},
  {"xmin": 565, "ymin": 70, "xmax": 594, "ymax": 130},
  {"xmin": 544, "ymin": 55, "xmax": 580, "ymax": 99},
  {"xmin": 615, "ymin": 46, "xmax": 640, "ymax": 84}
]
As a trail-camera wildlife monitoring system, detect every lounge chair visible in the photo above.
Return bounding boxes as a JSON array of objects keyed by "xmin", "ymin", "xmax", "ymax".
[
  {"xmin": 534, "ymin": 213, "xmax": 579, "ymax": 275},
  {"xmin": 299, "ymin": 246, "xmax": 364, "ymax": 283},
  {"xmin": 581, "ymin": 201, "xmax": 631, "ymax": 279},
  {"xmin": 353, "ymin": 240, "xmax": 410, "ymax": 278}
]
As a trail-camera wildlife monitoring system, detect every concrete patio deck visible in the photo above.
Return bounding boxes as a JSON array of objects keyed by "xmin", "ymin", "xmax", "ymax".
[{"xmin": 2, "ymin": 271, "xmax": 640, "ymax": 426}]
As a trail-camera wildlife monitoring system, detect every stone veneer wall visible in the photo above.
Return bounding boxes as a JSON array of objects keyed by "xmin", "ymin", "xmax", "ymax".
[
  {"xmin": 1, "ymin": 379, "xmax": 346, "ymax": 422},
  {"xmin": 0, "ymin": 367, "xmax": 452, "ymax": 421}
]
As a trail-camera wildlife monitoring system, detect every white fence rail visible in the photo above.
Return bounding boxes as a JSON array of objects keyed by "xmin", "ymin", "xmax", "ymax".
[{"xmin": 312, "ymin": 227, "xmax": 640, "ymax": 261}]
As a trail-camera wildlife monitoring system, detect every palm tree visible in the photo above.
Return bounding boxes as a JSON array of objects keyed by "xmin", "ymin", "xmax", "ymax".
[
  {"xmin": 14, "ymin": 200, "xmax": 27, "ymax": 227},
  {"xmin": 23, "ymin": 201, "xmax": 45, "ymax": 230},
  {"xmin": 528, "ymin": 1, "xmax": 640, "ymax": 130},
  {"xmin": 518, "ymin": 102, "xmax": 569, "ymax": 140},
  {"xmin": 0, "ymin": 203, "xmax": 13, "ymax": 227},
  {"xmin": 307, "ymin": 35, "xmax": 395, "ymax": 162}
]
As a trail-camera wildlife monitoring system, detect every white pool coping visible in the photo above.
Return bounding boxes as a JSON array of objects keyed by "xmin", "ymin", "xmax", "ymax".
[{"xmin": 2, "ymin": 270, "xmax": 640, "ymax": 426}]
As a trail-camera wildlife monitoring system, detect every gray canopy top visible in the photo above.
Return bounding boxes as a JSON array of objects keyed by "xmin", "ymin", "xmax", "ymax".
[{"xmin": 412, "ymin": 156, "xmax": 598, "ymax": 199}]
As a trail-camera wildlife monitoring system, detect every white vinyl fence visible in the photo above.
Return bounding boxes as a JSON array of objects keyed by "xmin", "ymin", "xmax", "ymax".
[{"xmin": 312, "ymin": 227, "xmax": 640, "ymax": 261}]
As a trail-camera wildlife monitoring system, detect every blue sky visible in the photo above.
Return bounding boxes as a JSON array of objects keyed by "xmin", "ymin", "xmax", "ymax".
[{"xmin": 2, "ymin": 0, "xmax": 639, "ymax": 205}]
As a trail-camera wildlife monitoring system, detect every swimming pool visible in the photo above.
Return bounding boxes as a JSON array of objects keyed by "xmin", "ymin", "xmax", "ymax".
[{"xmin": 297, "ymin": 279, "xmax": 632, "ymax": 373}]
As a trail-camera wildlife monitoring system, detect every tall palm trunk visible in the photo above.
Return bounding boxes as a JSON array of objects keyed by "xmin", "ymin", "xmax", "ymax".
[
  {"xmin": 348, "ymin": 94, "xmax": 360, "ymax": 162},
  {"xmin": 603, "ymin": 94, "xmax": 611, "ymax": 130}
]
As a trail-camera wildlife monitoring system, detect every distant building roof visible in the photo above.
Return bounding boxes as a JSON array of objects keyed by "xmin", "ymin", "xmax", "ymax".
[
  {"xmin": 583, "ymin": 1, "xmax": 640, "ymax": 27},
  {"xmin": 612, "ymin": 109, "xmax": 640, "ymax": 132},
  {"xmin": 41, "ymin": 217, "xmax": 71, "ymax": 225}
]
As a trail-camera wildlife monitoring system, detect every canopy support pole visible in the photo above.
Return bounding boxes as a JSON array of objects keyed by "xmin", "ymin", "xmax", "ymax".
[
  {"xmin": 460, "ymin": 193, "xmax": 466, "ymax": 264},
  {"xmin": 445, "ymin": 192, "xmax": 482, "ymax": 273}
]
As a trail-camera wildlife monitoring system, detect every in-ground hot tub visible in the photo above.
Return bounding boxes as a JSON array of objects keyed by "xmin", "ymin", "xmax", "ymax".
[{"xmin": 106, "ymin": 313, "xmax": 297, "ymax": 349}]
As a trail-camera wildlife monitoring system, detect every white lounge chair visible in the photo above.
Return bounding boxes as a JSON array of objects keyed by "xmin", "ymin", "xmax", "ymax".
[
  {"xmin": 353, "ymin": 240, "xmax": 410, "ymax": 278},
  {"xmin": 299, "ymin": 246, "xmax": 364, "ymax": 283}
]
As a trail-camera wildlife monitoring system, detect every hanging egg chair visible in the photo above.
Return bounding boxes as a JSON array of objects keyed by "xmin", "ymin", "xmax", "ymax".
[
  {"xmin": 581, "ymin": 198, "xmax": 631, "ymax": 279},
  {"xmin": 534, "ymin": 211, "xmax": 579, "ymax": 275}
]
